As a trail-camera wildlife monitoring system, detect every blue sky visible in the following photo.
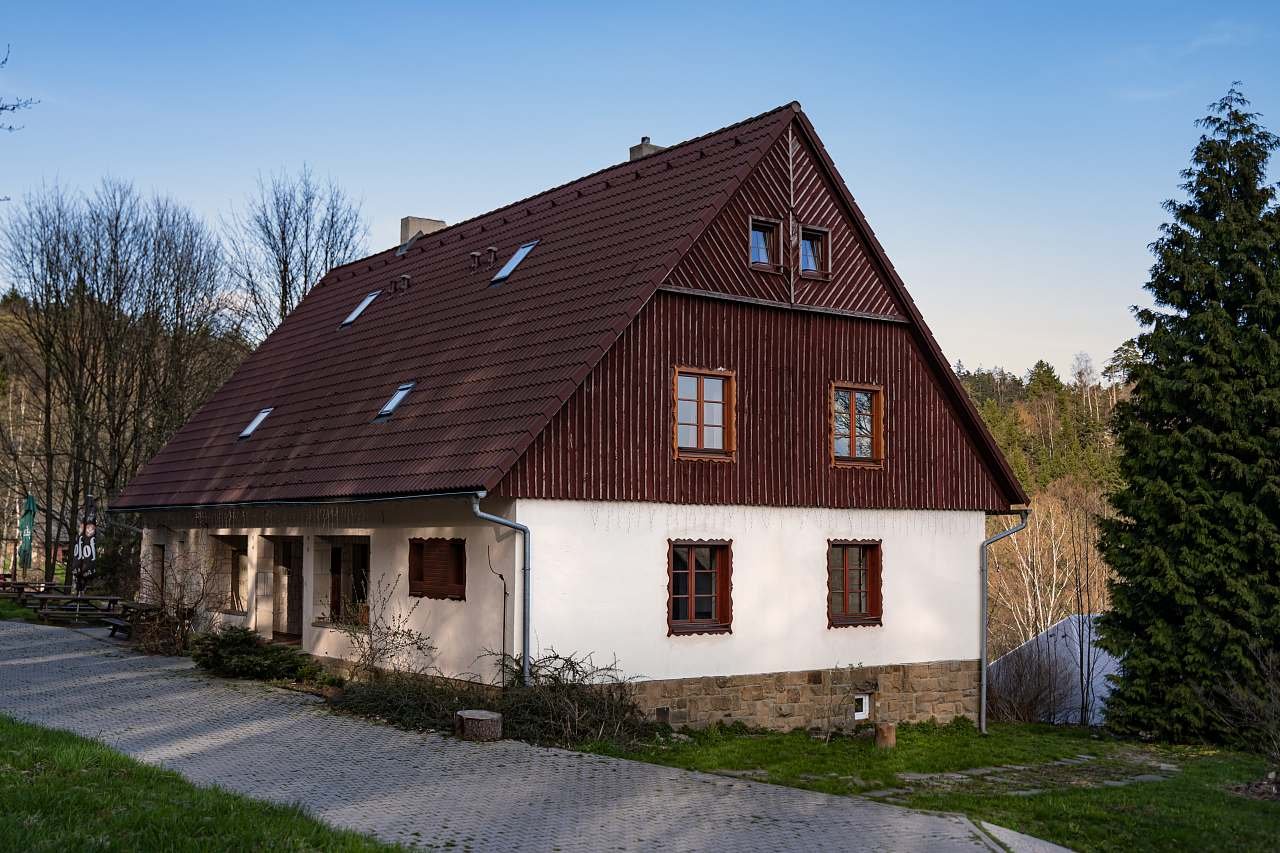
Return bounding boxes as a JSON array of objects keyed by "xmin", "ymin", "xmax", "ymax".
[{"xmin": 2, "ymin": 2, "xmax": 1277, "ymax": 378}]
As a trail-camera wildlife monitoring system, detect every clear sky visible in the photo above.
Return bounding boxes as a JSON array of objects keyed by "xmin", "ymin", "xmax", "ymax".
[{"xmin": 2, "ymin": 2, "xmax": 1277, "ymax": 379}]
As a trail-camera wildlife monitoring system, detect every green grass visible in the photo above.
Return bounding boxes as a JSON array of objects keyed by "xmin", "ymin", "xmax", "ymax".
[
  {"xmin": 0, "ymin": 715, "xmax": 398, "ymax": 852},
  {"xmin": 589, "ymin": 719, "xmax": 1279, "ymax": 852},
  {"xmin": 0, "ymin": 597, "xmax": 36, "ymax": 621}
]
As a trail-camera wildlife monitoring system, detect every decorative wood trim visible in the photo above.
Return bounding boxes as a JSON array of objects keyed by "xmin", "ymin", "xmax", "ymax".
[
  {"xmin": 672, "ymin": 366, "xmax": 736, "ymax": 462},
  {"xmin": 826, "ymin": 539, "xmax": 883, "ymax": 628},
  {"xmin": 667, "ymin": 538, "xmax": 733, "ymax": 636},
  {"xmin": 655, "ymin": 284, "xmax": 910, "ymax": 324},
  {"xmin": 829, "ymin": 381, "xmax": 886, "ymax": 469}
]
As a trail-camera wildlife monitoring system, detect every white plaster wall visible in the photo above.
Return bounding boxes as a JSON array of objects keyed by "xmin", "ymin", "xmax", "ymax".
[
  {"xmin": 141, "ymin": 497, "xmax": 517, "ymax": 682},
  {"xmin": 514, "ymin": 500, "xmax": 984, "ymax": 681}
]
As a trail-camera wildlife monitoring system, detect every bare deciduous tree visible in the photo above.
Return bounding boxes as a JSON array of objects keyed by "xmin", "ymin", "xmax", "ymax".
[
  {"xmin": 331, "ymin": 572, "xmax": 435, "ymax": 681},
  {"xmin": 1, "ymin": 181, "xmax": 244, "ymax": 584},
  {"xmin": 224, "ymin": 165, "xmax": 367, "ymax": 341}
]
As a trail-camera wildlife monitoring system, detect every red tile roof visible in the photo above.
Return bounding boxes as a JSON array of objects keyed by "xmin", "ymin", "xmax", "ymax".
[{"xmin": 114, "ymin": 104, "xmax": 799, "ymax": 509}]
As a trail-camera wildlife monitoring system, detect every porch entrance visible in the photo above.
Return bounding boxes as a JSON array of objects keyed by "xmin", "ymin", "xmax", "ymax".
[{"xmin": 272, "ymin": 537, "xmax": 304, "ymax": 641}]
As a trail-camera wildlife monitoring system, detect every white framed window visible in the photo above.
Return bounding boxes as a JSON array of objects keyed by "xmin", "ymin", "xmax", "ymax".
[
  {"xmin": 852, "ymin": 693, "xmax": 872, "ymax": 721},
  {"xmin": 376, "ymin": 382, "xmax": 415, "ymax": 420},
  {"xmin": 239, "ymin": 408, "xmax": 273, "ymax": 439},
  {"xmin": 341, "ymin": 291, "xmax": 381, "ymax": 327}
]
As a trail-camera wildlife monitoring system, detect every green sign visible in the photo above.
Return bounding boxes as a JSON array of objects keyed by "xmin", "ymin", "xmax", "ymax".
[{"xmin": 17, "ymin": 494, "xmax": 36, "ymax": 570}]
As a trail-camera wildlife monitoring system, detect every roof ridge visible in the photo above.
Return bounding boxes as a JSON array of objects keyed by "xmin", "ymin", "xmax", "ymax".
[{"xmin": 325, "ymin": 102, "xmax": 801, "ymax": 279}]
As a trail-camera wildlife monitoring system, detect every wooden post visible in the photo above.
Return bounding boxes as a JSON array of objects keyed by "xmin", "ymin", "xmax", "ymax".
[
  {"xmin": 875, "ymin": 721, "xmax": 896, "ymax": 749},
  {"xmin": 455, "ymin": 709, "xmax": 503, "ymax": 742}
]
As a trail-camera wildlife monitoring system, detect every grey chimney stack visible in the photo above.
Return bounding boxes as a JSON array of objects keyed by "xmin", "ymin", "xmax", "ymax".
[
  {"xmin": 629, "ymin": 136, "xmax": 665, "ymax": 161},
  {"xmin": 400, "ymin": 216, "xmax": 448, "ymax": 243}
]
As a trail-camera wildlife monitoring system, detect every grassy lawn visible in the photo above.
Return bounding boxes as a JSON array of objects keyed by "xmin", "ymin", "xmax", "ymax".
[
  {"xmin": 0, "ymin": 597, "xmax": 36, "ymax": 621},
  {"xmin": 0, "ymin": 715, "xmax": 397, "ymax": 852},
  {"xmin": 589, "ymin": 719, "xmax": 1278, "ymax": 852}
]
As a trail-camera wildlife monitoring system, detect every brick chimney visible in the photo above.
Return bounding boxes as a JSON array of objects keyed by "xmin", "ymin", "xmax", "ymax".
[
  {"xmin": 400, "ymin": 216, "xmax": 447, "ymax": 243},
  {"xmin": 629, "ymin": 136, "xmax": 665, "ymax": 161}
]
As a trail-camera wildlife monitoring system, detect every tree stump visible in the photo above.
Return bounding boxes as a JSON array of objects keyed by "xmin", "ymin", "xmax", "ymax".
[
  {"xmin": 455, "ymin": 709, "xmax": 503, "ymax": 742},
  {"xmin": 874, "ymin": 721, "xmax": 896, "ymax": 749}
]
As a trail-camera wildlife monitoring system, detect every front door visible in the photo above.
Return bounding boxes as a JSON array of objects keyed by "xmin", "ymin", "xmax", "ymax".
[{"xmin": 272, "ymin": 538, "xmax": 304, "ymax": 639}]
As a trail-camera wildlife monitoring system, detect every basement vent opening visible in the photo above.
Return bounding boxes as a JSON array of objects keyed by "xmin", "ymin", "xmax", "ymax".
[
  {"xmin": 341, "ymin": 291, "xmax": 382, "ymax": 327},
  {"xmin": 375, "ymin": 382, "xmax": 415, "ymax": 421},
  {"xmin": 490, "ymin": 240, "xmax": 539, "ymax": 284},
  {"xmin": 239, "ymin": 407, "xmax": 273, "ymax": 439}
]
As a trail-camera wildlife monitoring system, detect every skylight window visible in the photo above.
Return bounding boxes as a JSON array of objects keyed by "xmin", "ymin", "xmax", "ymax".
[
  {"xmin": 341, "ymin": 290, "xmax": 381, "ymax": 327},
  {"xmin": 239, "ymin": 408, "xmax": 273, "ymax": 439},
  {"xmin": 376, "ymin": 382, "xmax": 415, "ymax": 420},
  {"xmin": 490, "ymin": 240, "xmax": 539, "ymax": 284}
]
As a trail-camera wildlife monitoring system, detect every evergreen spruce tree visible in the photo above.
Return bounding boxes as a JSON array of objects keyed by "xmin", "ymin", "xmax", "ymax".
[{"xmin": 1098, "ymin": 87, "xmax": 1280, "ymax": 740}]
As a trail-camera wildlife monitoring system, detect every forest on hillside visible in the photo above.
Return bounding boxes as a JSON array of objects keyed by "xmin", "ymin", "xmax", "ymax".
[{"xmin": 958, "ymin": 348, "xmax": 1135, "ymax": 658}]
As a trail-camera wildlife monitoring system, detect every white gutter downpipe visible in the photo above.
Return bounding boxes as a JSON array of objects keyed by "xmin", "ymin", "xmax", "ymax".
[
  {"xmin": 979, "ymin": 509, "xmax": 1029, "ymax": 734},
  {"xmin": 469, "ymin": 492, "xmax": 532, "ymax": 686}
]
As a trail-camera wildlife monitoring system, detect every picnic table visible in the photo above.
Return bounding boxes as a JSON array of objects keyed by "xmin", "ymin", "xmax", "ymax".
[
  {"xmin": 26, "ymin": 592, "xmax": 122, "ymax": 622},
  {"xmin": 1, "ymin": 580, "xmax": 72, "ymax": 604}
]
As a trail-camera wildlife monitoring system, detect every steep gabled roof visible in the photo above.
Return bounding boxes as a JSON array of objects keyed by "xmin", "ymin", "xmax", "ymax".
[
  {"xmin": 115, "ymin": 103, "xmax": 1026, "ymax": 511},
  {"xmin": 114, "ymin": 105, "xmax": 797, "ymax": 509}
]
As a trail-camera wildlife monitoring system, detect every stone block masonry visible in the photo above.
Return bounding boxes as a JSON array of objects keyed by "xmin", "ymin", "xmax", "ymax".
[{"xmin": 632, "ymin": 659, "xmax": 979, "ymax": 731}]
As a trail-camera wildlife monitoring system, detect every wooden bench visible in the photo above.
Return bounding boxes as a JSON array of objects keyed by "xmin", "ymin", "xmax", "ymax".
[{"xmin": 102, "ymin": 616, "xmax": 132, "ymax": 638}]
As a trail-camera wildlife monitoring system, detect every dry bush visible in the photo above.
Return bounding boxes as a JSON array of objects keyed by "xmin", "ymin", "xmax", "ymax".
[
  {"xmin": 988, "ymin": 645, "xmax": 1076, "ymax": 724},
  {"xmin": 133, "ymin": 541, "xmax": 226, "ymax": 654},
  {"xmin": 1204, "ymin": 644, "xmax": 1280, "ymax": 772},
  {"xmin": 329, "ymin": 573, "xmax": 435, "ymax": 681}
]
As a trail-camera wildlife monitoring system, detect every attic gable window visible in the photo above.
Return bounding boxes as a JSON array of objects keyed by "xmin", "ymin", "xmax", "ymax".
[
  {"xmin": 375, "ymin": 382, "xmax": 415, "ymax": 421},
  {"xmin": 749, "ymin": 218, "xmax": 778, "ymax": 268},
  {"xmin": 800, "ymin": 227, "xmax": 829, "ymax": 277},
  {"xmin": 490, "ymin": 240, "xmax": 539, "ymax": 284},
  {"xmin": 341, "ymin": 290, "xmax": 381, "ymax": 327},
  {"xmin": 238, "ymin": 408, "xmax": 273, "ymax": 439}
]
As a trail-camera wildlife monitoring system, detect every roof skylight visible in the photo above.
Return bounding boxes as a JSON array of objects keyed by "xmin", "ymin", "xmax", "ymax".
[
  {"xmin": 376, "ymin": 382, "xmax": 416, "ymax": 420},
  {"xmin": 239, "ymin": 408, "xmax": 273, "ymax": 439},
  {"xmin": 341, "ymin": 290, "xmax": 382, "ymax": 327},
  {"xmin": 490, "ymin": 240, "xmax": 539, "ymax": 284}
]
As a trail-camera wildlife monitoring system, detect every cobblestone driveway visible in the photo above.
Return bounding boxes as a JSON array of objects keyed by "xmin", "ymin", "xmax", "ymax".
[{"xmin": 0, "ymin": 622, "xmax": 998, "ymax": 852}]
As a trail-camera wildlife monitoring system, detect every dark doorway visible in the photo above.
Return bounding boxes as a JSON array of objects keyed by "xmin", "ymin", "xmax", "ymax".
[{"xmin": 272, "ymin": 537, "xmax": 304, "ymax": 640}]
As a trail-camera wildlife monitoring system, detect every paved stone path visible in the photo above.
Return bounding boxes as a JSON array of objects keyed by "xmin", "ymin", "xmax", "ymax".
[{"xmin": 0, "ymin": 621, "xmax": 1000, "ymax": 852}]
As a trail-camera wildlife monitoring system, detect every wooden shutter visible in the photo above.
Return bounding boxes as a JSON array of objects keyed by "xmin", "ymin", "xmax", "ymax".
[
  {"xmin": 407, "ymin": 537, "xmax": 466, "ymax": 600},
  {"xmin": 867, "ymin": 544, "xmax": 883, "ymax": 621}
]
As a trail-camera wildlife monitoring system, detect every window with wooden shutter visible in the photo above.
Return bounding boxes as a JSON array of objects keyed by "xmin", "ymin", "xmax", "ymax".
[
  {"xmin": 667, "ymin": 540, "xmax": 733, "ymax": 635},
  {"xmin": 827, "ymin": 541, "xmax": 883, "ymax": 627},
  {"xmin": 408, "ymin": 537, "xmax": 466, "ymax": 600}
]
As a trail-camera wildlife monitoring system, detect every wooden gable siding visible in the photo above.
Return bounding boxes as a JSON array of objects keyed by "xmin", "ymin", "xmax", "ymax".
[
  {"xmin": 663, "ymin": 122, "xmax": 904, "ymax": 320},
  {"xmin": 496, "ymin": 290, "xmax": 1009, "ymax": 511}
]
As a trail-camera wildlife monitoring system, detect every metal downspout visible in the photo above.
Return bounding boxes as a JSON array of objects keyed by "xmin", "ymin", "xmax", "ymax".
[
  {"xmin": 979, "ymin": 509, "xmax": 1029, "ymax": 734},
  {"xmin": 469, "ymin": 492, "xmax": 531, "ymax": 686}
]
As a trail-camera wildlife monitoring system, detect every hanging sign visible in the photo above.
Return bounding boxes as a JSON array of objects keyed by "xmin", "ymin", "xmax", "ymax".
[{"xmin": 17, "ymin": 494, "xmax": 36, "ymax": 571}]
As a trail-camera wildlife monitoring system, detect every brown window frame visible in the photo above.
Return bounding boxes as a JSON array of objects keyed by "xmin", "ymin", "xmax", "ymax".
[
  {"xmin": 831, "ymin": 381, "xmax": 886, "ymax": 468},
  {"xmin": 748, "ymin": 216, "xmax": 782, "ymax": 273},
  {"xmin": 673, "ymin": 366, "xmax": 736, "ymax": 461},
  {"xmin": 827, "ymin": 540, "xmax": 883, "ymax": 628},
  {"xmin": 667, "ymin": 539, "xmax": 733, "ymax": 635},
  {"xmin": 408, "ymin": 537, "xmax": 467, "ymax": 600},
  {"xmin": 799, "ymin": 225, "xmax": 830, "ymax": 279}
]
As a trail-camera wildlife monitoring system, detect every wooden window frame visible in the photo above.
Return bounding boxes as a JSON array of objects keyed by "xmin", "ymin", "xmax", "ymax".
[
  {"xmin": 799, "ymin": 225, "xmax": 831, "ymax": 280},
  {"xmin": 672, "ymin": 366, "xmax": 737, "ymax": 462},
  {"xmin": 830, "ymin": 381, "xmax": 886, "ymax": 468},
  {"xmin": 408, "ymin": 537, "xmax": 467, "ymax": 601},
  {"xmin": 748, "ymin": 216, "xmax": 783, "ymax": 274},
  {"xmin": 667, "ymin": 539, "xmax": 733, "ymax": 636},
  {"xmin": 827, "ymin": 539, "xmax": 883, "ymax": 628}
]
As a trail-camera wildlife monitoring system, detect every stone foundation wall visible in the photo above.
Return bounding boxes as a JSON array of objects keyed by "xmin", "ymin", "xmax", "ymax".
[{"xmin": 632, "ymin": 659, "xmax": 979, "ymax": 731}]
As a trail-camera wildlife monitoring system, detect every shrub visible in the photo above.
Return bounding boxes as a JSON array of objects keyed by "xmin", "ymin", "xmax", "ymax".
[
  {"xmin": 190, "ymin": 626, "xmax": 316, "ymax": 682},
  {"xmin": 333, "ymin": 650, "xmax": 653, "ymax": 748}
]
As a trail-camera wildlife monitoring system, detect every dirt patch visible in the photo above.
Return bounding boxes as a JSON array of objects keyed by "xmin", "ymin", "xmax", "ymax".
[
  {"xmin": 861, "ymin": 750, "xmax": 1181, "ymax": 802},
  {"xmin": 1229, "ymin": 772, "xmax": 1279, "ymax": 801}
]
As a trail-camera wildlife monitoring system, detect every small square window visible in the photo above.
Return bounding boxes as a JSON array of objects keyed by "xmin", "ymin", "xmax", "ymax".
[
  {"xmin": 828, "ymin": 541, "xmax": 882, "ymax": 627},
  {"xmin": 832, "ymin": 383, "xmax": 884, "ymax": 465},
  {"xmin": 800, "ymin": 228, "xmax": 828, "ymax": 276},
  {"xmin": 674, "ymin": 369, "xmax": 735, "ymax": 458},
  {"xmin": 851, "ymin": 693, "xmax": 872, "ymax": 721},
  {"xmin": 408, "ymin": 537, "xmax": 466, "ymax": 600},
  {"xmin": 749, "ymin": 219, "xmax": 777, "ymax": 268},
  {"xmin": 668, "ymin": 541, "xmax": 732, "ymax": 635}
]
